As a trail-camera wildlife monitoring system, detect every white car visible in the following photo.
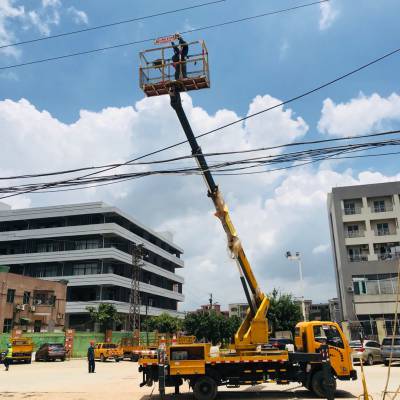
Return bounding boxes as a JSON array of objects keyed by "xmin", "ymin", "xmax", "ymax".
[{"xmin": 350, "ymin": 340, "xmax": 382, "ymax": 365}]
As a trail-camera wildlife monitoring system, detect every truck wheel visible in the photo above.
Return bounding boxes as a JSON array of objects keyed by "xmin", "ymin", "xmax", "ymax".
[
  {"xmin": 311, "ymin": 370, "xmax": 337, "ymax": 398},
  {"xmin": 100, "ymin": 354, "xmax": 106, "ymax": 362},
  {"xmin": 193, "ymin": 376, "xmax": 217, "ymax": 400}
]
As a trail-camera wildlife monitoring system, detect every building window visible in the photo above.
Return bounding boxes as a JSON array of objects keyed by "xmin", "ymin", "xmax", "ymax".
[
  {"xmin": 377, "ymin": 223, "xmax": 390, "ymax": 236},
  {"xmin": 347, "ymin": 225, "xmax": 360, "ymax": 237},
  {"xmin": 348, "ymin": 247, "xmax": 368, "ymax": 262},
  {"xmin": 72, "ymin": 263, "xmax": 100, "ymax": 275},
  {"xmin": 6, "ymin": 289, "xmax": 15, "ymax": 303},
  {"xmin": 373, "ymin": 200, "xmax": 386, "ymax": 213},
  {"xmin": 33, "ymin": 292, "xmax": 56, "ymax": 306},
  {"xmin": 353, "ymin": 274, "xmax": 398, "ymax": 295},
  {"xmin": 34, "ymin": 320, "xmax": 42, "ymax": 333},
  {"xmin": 353, "ymin": 279, "xmax": 367, "ymax": 295},
  {"xmin": 3, "ymin": 319, "xmax": 12, "ymax": 333},
  {"xmin": 344, "ymin": 201, "xmax": 356, "ymax": 215},
  {"xmin": 23, "ymin": 291, "xmax": 31, "ymax": 305}
]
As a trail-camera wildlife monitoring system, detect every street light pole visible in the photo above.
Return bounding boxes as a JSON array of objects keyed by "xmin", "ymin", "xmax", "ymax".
[{"xmin": 285, "ymin": 251, "xmax": 307, "ymax": 322}]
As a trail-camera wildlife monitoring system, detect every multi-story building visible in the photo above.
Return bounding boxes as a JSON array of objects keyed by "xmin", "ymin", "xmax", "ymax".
[
  {"xmin": 0, "ymin": 202, "xmax": 184, "ymax": 330},
  {"xmin": 0, "ymin": 267, "xmax": 67, "ymax": 333},
  {"xmin": 328, "ymin": 182, "xmax": 400, "ymax": 335},
  {"xmin": 228, "ymin": 303, "xmax": 248, "ymax": 320},
  {"xmin": 328, "ymin": 298, "xmax": 341, "ymax": 323}
]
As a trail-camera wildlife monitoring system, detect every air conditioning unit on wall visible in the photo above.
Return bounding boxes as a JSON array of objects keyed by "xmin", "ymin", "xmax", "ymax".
[
  {"xmin": 16, "ymin": 304, "xmax": 25, "ymax": 311},
  {"xmin": 346, "ymin": 286, "xmax": 354, "ymax": 293},
  {"xmin": 30, "ymin": 305, "xmax": 36, "ymax": 312}
]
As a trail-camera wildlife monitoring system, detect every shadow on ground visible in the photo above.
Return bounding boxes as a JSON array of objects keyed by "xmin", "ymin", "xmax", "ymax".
[{"xmin": 140, "ymin": 387, "xmax": 355, "ymax": 400}]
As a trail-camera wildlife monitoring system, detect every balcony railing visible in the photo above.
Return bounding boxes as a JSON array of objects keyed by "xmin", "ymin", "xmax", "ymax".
[
  {"xmin": 344, "ymin": 206, "xmax": 362, "ymax": 215},
  {"xmin": 376, "ymin": 228, "xmax": 396, "ymax": 236},
  {"xmin": 348, "ymin": 255, "xmax": 368, "ymax": 262},
  {"xmin": 345, "ymin": 230, "xmax": 365, "ymax": 238},
  {"xmin": 371, "ymin": 204, "xmax": 394, "ymax": 213},
  {"xmin": 377, "ymin": 253, "xmax": 395, "ymax": 261}
]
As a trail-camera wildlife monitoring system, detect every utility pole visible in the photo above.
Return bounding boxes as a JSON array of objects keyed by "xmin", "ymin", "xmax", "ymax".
[
  {"xmin": 129, "ymin": 244, "xmax": 144, "ymax": 334},
  {"xmin": 209, "ymin": 293, "xmax": 213, "ymax": 310}
]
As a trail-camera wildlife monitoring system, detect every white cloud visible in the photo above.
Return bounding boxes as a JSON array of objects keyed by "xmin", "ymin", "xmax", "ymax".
[
  {"xmin": 67, "ymin": 6, "xmax": 88, "ymax": 25},
  {"xmin": 319, "ymin": 2, "xmax": 339, "ymax": 30},
  {"xmin": 318, "ymin": 92, "xmax": 400, "ymax": 137},
  {"xmin": 42, "ymin": 0, "xmax": 61, "ymax": 7},
  {"xmin": 0, "ymin": 0, "xmax": 86, "ymax": 61},
  {"xmin": 0, "ymin": 0, "xmax": 25, "ymax": 58},
  {"xmin": 0, "ymin": 94, "xmax": 398, "ymax": 310},
  {"xmin": 312, "ymin": 244, "xmax": 330, "ymax": 254}
]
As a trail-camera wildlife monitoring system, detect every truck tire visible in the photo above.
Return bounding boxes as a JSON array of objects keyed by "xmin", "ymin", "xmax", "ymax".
[
  {"xmin": 311, "ymin": 370, "xmax": 337, "ymax": 398},
  {"xmin": 193, "ymin": 376, "xmax": 217, "ymax": 400},
  {"xmin": 100, "ymin": 354, "xmax": 106, "ymax": 362}
]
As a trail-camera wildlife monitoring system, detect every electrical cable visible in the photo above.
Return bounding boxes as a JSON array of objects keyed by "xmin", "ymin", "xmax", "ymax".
[
  {"xmin": 0, "ymin": 0, "xmax": 227, "ymax": 50},
  {"xmin": 13, "ymin": 147, "xmax": 399, "ymax": 194},
  {"xmin": 0, "ymin": 0, "xmax": 327, "ymax": 71},
  {"xmin": 1, "ymin": 138, "xmax": 399, "ymax": 197},
  {"xmin": 1, "ymin": 128, "xmax": 399, "ymax": 181}
]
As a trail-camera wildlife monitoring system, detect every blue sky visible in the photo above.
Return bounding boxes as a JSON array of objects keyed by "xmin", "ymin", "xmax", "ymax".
[{"xmin": 1, "ymin": 0, "xmax": 400, "ymax": 309}]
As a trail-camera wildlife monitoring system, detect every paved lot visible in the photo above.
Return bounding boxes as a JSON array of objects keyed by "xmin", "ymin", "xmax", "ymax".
[{"xmin": 0, "ymin": 360, "xmax": 399, "ymax": 400}]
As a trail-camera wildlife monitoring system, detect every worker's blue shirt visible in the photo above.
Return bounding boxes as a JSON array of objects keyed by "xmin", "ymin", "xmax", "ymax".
[{"xmin": 87, "ymin": 346, "xmax": 94, "ymax": 361}]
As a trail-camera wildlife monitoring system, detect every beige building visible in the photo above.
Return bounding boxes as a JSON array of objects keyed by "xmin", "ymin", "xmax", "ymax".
[
  {"xmin": 327, "ymin": 182, "xmax": 400, "ymax": 337},
  {"xmin": 0, "ymin": 267, "xmax": 67, "ymax": 333},
  {"xmin": 228, "ymin": 303, "xmax": 248, "ymax": 320}
]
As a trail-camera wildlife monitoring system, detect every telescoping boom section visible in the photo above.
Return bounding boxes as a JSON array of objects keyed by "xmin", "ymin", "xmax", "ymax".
[{"xmin": 168, "ymin": 86, "xmax": 269, "ymax": 351}]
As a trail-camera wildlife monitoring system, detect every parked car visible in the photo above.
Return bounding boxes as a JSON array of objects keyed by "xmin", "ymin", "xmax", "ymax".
[
  {"xmin": 35, "ymin": 343, "xmax": 66, "ymax": 362},
  {"xmin": 381, "ymin": 336, "xmax": 400, "ymax": 366},
  {"xmin": 349, "ymin": 340, "xmax": 382, "ymax": 365},
  {"xmin": 94, "ymin": 343, "xmax": 123, "ymax": 362},
  {"xmin": 268, "ymin": 338, "xmax": 294, "ymax": 350}
]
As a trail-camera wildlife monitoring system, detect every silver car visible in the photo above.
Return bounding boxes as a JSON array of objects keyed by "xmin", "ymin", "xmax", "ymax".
[
  {"xmin": 381, "ymin": 336, "xmax": 400, "ymax": 366},
  {"xmin": 350, "ymin": 340, "xmax": 382, "ymax": 365}
]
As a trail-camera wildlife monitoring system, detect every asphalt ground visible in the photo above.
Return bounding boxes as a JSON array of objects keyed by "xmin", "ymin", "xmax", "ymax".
[{"xmin": 0, "ymin": 359, "xmax": 399, "ymax": 400}]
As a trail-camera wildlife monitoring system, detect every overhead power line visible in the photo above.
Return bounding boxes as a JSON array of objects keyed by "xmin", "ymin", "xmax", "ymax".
[
  {"xmin": 0, "ymin": 0, "xmax": 328, "ymax": 71},
  {"xmin": 1, "ymin": 137, "xmax": 399, "ymax": 198},
  {"xmin": 0, "ymin": 0, "xmax": 226, "ymax": 50},
  {"xmin": 1, "ymin": 128, "xmax": 400, "ymax": 181}
]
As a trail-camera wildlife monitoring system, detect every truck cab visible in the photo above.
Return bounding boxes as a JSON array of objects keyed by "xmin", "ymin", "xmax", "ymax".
[{"xmin": 295, "ymin": 321, "xmax": 356, "ymax": 380}]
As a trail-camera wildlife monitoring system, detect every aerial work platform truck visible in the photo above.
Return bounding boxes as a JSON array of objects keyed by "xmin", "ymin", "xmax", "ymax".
[{"xmin": 137, "ymin": 35, "xmax": 356, "ymax": 400}]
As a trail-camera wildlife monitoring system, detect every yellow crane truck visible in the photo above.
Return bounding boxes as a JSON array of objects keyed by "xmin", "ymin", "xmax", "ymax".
[{"xmin": 138, "ymin": 40, "xmax": 356, "ymax": 400}]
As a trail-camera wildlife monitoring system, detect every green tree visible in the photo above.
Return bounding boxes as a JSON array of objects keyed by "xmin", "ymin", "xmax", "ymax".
[
  {"xmin": 267, "ymin": 289, "xmax": 303, "ymax": 335},
  {"xmin": 143, "ymin": 312, "xmax": 183, "ymax": 334},
  {"xmin": 86, "ymin": 303, "xmax": 120, "ymax": 332},
  {"xmin": 183, "ymin": 311, "xmax": 241, "ymax": 345}
]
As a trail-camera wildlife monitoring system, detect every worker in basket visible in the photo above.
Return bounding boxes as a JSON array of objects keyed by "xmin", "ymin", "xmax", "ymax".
[{"xmin": 172, "ymin": 34, "xmax": 188, "ymax": 80}]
